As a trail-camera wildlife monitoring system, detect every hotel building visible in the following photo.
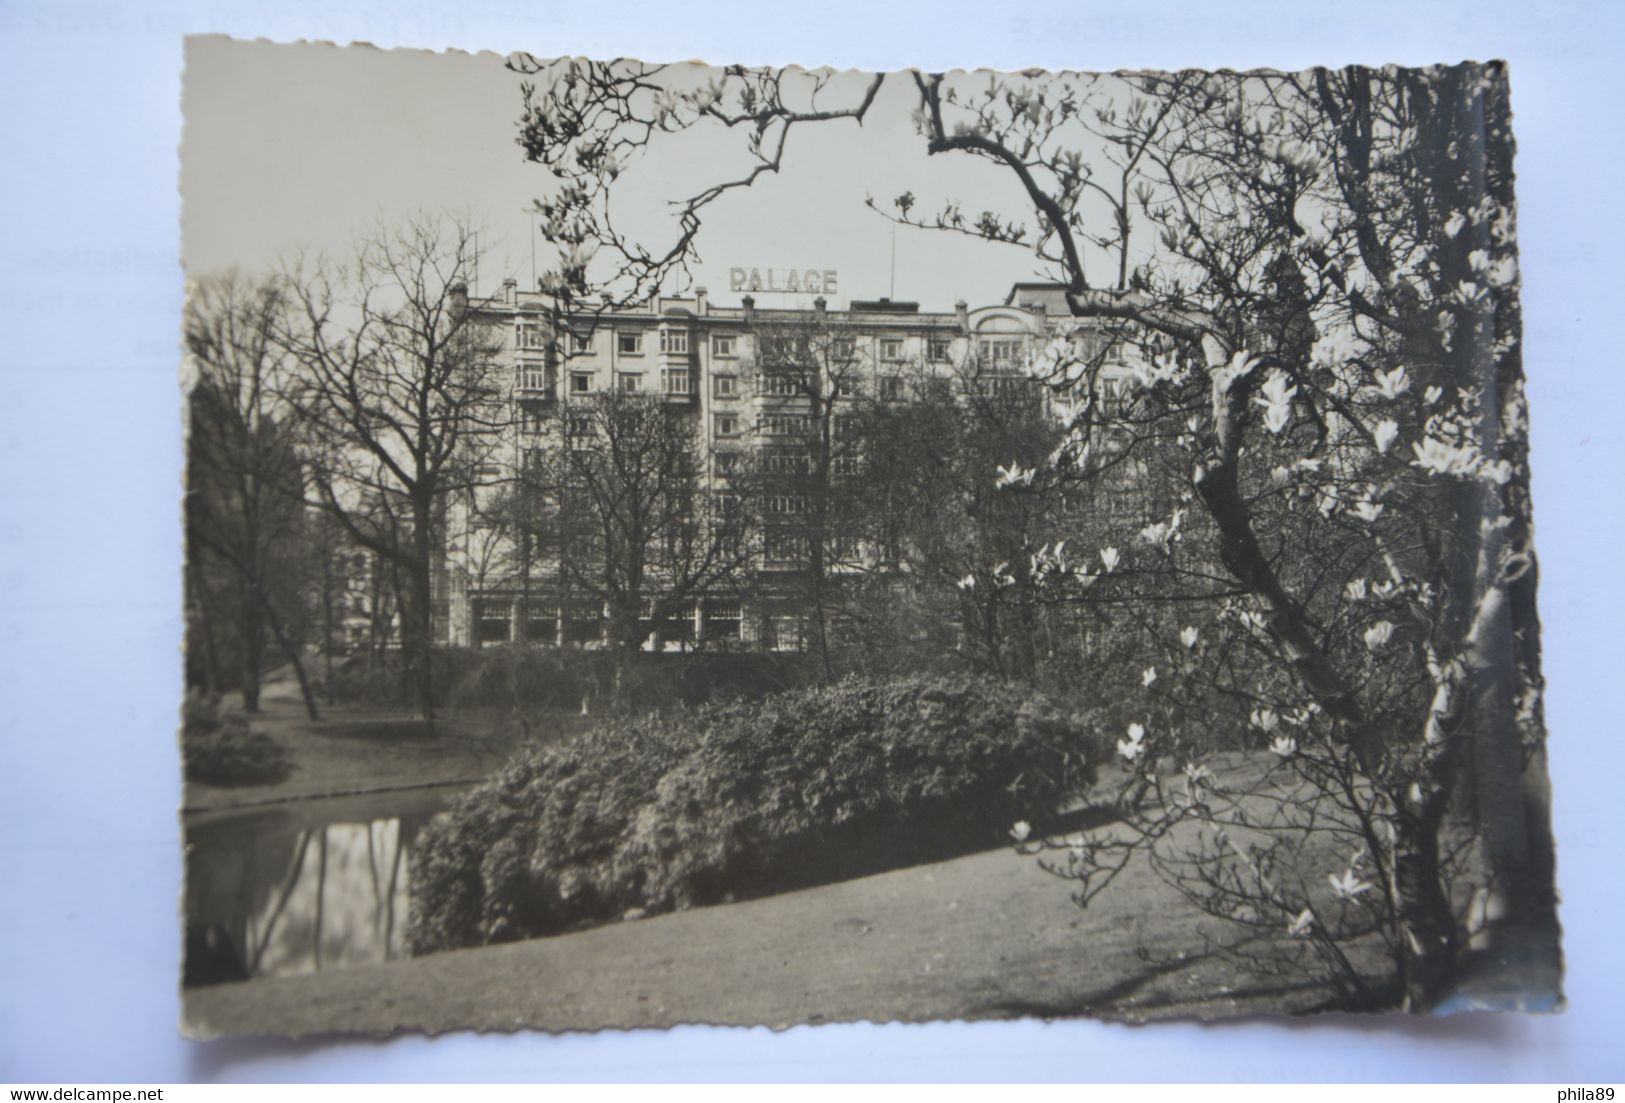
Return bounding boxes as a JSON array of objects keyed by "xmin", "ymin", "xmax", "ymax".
[{"xmin": 440, "ymin": 279, "xmax": 1134, "ymax": 651}]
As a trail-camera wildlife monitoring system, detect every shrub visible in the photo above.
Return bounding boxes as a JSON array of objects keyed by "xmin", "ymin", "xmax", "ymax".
[
  {"xmin": 181, "ymin": 691, "xmax": 294, "ymax": 788},
  {"xmin": 407, "ymin": 675, "xmax": 1105, "ymax": 953}
]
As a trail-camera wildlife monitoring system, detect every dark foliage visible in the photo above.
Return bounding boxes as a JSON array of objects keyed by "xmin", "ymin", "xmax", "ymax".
[
  {"xmin": 181, "ymin": 691, "xmax": 294, "ymax": 788},
  {"xmin": 408, "ymin": 675, "xmax": 1104, "ymax": 953}
]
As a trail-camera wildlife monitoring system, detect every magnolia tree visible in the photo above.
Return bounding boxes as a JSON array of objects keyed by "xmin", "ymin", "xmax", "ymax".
[{"xmin": 506, "ymin": 57, "xmax": 1553, "ymax": 1011}]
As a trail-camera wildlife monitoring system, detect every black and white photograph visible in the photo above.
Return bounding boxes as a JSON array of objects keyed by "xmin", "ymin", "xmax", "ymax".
[{"xmin": 173, "ymin": 40, "xmax": 1565, "ymax": 1037}]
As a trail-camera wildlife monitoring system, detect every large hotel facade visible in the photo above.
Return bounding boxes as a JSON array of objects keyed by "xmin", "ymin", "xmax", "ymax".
[{"xmin": 439, "ymin": 278, "xmax": 1135, "ymax": 653}]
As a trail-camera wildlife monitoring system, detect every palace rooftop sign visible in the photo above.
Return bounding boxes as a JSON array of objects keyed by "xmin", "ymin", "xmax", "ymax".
[{"xmin": 729, "ymin": 268, "xmax": 839, "ymax": 294}]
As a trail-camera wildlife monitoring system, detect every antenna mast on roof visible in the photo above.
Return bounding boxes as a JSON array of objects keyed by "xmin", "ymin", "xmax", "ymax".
[{"xmin": 889, "ymin": 220, "xmax": 896, "ymax": 300}]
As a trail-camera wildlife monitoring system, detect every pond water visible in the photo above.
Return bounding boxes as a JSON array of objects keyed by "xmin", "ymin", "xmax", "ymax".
[{"xmin": 182, "ymin": 787, "xmax": 456, "ymax": 987}]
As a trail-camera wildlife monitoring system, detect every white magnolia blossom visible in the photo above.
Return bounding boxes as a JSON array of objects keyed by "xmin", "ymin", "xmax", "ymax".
[
  {"xmin": 1443, "ymin": 210, "xmax": 1467, "ymax": 238},
  {"xmin": 1256, "ymin": 370, "xmax": 1299, "ymax": 434},
  {"xmin": 957, "ymin": 573, "xmax": 976, "ymax": 592},
  {"xmin": 1423, "ymin": 385, "xmax": 1444, "ymax": 406},
  {"xmin": 1183, "ymin": 761, "xmax": 1211, "ymax": 790},
  {"xmin": 1180, "ymin": 626, "xmax": 1200, "ymax": 650},
  {"xmin": 1009, "ymin": 820, "xmax": 1032, "ymax": 843},
  {"xmin": 1373, "ymin": 419, "xmax": 1400, "ymax": 454},
  {"xmin": 1352, "ymin": 499, "xmax": 1385, "ymax": 524},
  {"xmin": 1364, "ymin": 620, "xmax": 1396, "ymax": 651},
  {"xmin": 1287, "ymin": 908, "xmax": 1315, "ymax": 937},
  {"xmin": 1270, "ymin": 735, "xmax": 1299, "ymax": 758},
  {"xmin": 1141, "ymin": 666, "xmax": 1158, "ymax": 689},
  {"xmin": 1316, "ymin": 485, "xmax": 1340, "ymax": 518},
  {"xmin": 991, "ymin": 561, "xmax": 1015, "ymax": 589},
  {"xmin": 1206, "ymin": 343, "xmax": 1261, "ymax": 423},
  {"xmin": 1099, "ymin": 546, "xmax": 1121, "ymax": 573},
  {"xmin": 1138, "ymin": 510, "xmax": 1184, "ymax": 554},
  {"xmin": 1345, "ymin": 578, "xmax": 1369, "ymax": 602},
  {"xmin": 1411, "ymin": 435, "xmax": 1484, "ymax": 479},
  {"xmin": 1117, "ymin": 722, "xmax": 1148, "ymax": 762},
  {"xmin": 1270, "ymin": 464, "xmax": 1292, "ymax": 487},
  {"xmin": 995, "ymin": 462, "xmax": 1037, "ymax": 489},
  {"xmin": 1374, "ymin": 365, "xmax": 1411, "ymax": 400},
  {"xmin": 1250, "ymin": 707, "xmax": 1280, "ymax": 732},
  {"xmin": 1328, "ymin": 869, "xmax": 1373, "ymax": 900}
]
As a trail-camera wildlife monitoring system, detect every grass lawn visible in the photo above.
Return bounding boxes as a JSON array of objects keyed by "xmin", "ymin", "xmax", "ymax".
[
  {"xmin": 182, "ymin": 671, "xmax": 593, "ymax": 816},
  {"xmin": 183, "ymin": 804, "xmax": 1375, "ymax": 1037}
]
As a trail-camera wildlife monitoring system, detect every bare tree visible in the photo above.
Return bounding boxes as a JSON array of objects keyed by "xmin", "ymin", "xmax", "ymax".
[
  {"xmin": 280, "ymin": 217, "xmax": 507, "ymax": 727},
  {"xmin": 184, "ymin": 271, "xmax": 320, "ymax": 719},
  {"xmin": 528, "ymin": 387, "xmax": 757, "ymax": 705}
]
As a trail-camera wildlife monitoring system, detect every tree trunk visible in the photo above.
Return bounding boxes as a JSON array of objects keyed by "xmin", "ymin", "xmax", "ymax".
[
  {"xmin": 1393, "ymin": 813, "xmax": 1462, "ymax": 1011},
  {"xmin": 240, "ymin": 581, "xmax": 264, "ymax": 713},
  {"xmin": 257, "ymin": 589, "xmax": 320, "ymax": 721},
  {"xmin": 401, "ymin": 498, "xmax": 438, "ymax": 729}
]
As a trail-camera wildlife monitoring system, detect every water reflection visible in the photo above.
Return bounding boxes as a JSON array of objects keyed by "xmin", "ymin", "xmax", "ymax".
[{"xmin": 184, "ymin": 791, "xmax": 446, "ymax": 986}]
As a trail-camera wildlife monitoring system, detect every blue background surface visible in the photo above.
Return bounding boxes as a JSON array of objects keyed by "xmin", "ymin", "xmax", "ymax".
[{"xmin": 1, "ymin": 0, "xmax": 1621, "ymax": 1082}]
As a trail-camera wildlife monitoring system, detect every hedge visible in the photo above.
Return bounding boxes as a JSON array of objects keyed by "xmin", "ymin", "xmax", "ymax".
[{"xmin": 407, "ymin": 675, "xmax": 1104, "ymax": 953}]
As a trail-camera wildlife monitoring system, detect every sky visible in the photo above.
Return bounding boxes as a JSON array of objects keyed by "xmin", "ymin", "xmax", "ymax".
[{"xmin": 181, "ymin": 38, "xmax": 1083, "ymax": 313}]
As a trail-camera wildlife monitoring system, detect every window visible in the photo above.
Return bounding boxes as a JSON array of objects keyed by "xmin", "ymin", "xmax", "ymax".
[
  {"xmin": 762, "ymin": 413, "xmax": 809, "ymax": 436},
  {"xmin": 766, "ymin": 614, "xmax": 803, "ymax": 652},
  {"xmin": 516, "ymin": 323, "xmax": 548, "ymax": 350},
  {"xmin": 978, "ymin": 336, "xmax": 1024, "ymax": 368},
  {"xmin": 563, "ymin": 600, "xmax": 602, "ymax": 645},
  {"xmin": 567, "ymin": 412, "xmax": 594, "ymax": 439},
  {"xmin": 762, "ymin": 370, "xmax": 807, "ymax": 397},
  {"xmin": 618, "ymin": 372, "xmax": 642, "ymax": 393},
  {"xmin": 519, "ymin": 403, "xmax": 547, "ymax": 434},
  {"xmin": 702, "ymin": 598, "xmax": 743, "ymax": 641},
  {"xmin": 617, "ymin": 330, "xmax": 644, "ymax": 355},
  {"xmin": 472, "ymin": 464, "xmax": 503, "ymax": 511},
  {"xmin": 713, "ymin": 333, "xmax": 738, "ymax": 358},
  {"xmin": 570, "ymin": 372, "xmax": 592, "ymax": 395},
  {"xmin": 658, "ymin": 600, "xmax": 695, "ymax": 645},
  {"xmin": 764, "ymin": 529, "xmax": 807, "ymax": 563},
  {"xmin": 765, "ymin": 494, "xmax": 807, "ymax": 515},
  {"xmin": 570, "ymin": 331, "xmax": 593, "ymax": 354},
  {"xmin": 522, "ymin": 447, "xmax": 546, "ymax": 473},
  {"xmin": 659, "ymin": 329, "xmax": 689, "ymax": 354},
  {"xmin": 835, "ymin": 376, "xmax": 859, "ymax": 397},
  {"xmin": 517, "ymin": 362, "xmax": 554, "ymax": 393},
  {"xmin": 663, "ymin": 368, "xmax": 691, "ymax": 394},
  {"xmin": 880, "ymin": 337, "xmax": 905, "ymax": 361},
  {"xmin": 714, "ymin": 450, "xmax": 740, "ymax": 474},
  {"xmin": 831, "ymin": 337, "xmax": 856, "ymax": 359},
  {"xmin": 713, "ymin": 374, "xmax": 738, "ymax": 398},
  {"xmin": 879, "ymin": 376, "xmax": 905, "ymax": 401},
  {"xmin": 989, "ymin": 375, "xmax": 1036, "ymax": 401},
  {"xmin": 764, "ymin": 451, "xmax": 809, "ymax": 475},
  {"xmin": 928, "ymin": 336, "xmax": 951, "ymax": 361},
  {"xmin": 475, "ymin": 597, "xmax": 512, "ymax": 644},
  {"xmin": 714, "ymin": 414, "xmax": 741, "ymax": 437},
  {"xmin": 524, "ymin": 605, "xmax": 560, "ymax": 645}
]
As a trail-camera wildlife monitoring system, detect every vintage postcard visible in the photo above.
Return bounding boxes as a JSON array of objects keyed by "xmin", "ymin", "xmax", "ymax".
[{"xmin": 179, "ymin": 39, "xmax": 1561, "ymax": 1036}]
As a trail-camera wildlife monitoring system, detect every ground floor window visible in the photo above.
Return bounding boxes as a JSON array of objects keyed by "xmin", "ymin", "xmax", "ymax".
[
  {"xmin": 764, "ymin": 613, "xmax": 803, "ymax": 652},
  {"xmin": 474, "ymin": 597, "xmax": 512, "ymax": 644},
  {"xmin": 703, "ymin": 598, "xmax": 743, "ymax": 641}
]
